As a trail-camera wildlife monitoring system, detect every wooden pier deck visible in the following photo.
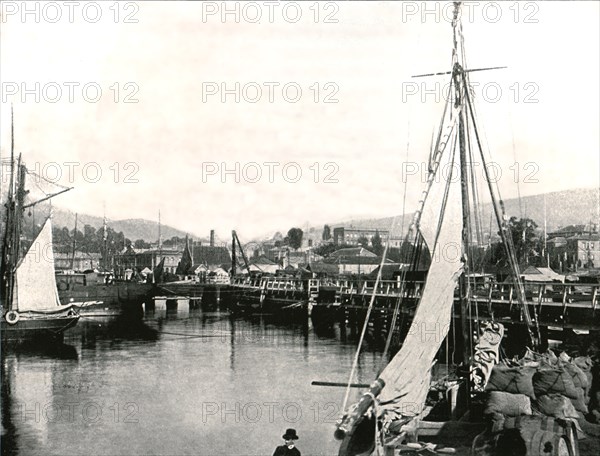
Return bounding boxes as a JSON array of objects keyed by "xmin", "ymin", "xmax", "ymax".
[{"xmin": 152, "ymin": 277, "xmax": 600, "ymax": 331}]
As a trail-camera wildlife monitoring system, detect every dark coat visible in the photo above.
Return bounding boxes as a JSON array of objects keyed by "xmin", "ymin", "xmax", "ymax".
[{"xmin": 273, "ymin": 445, "xmax": 301, "ymax": 456}]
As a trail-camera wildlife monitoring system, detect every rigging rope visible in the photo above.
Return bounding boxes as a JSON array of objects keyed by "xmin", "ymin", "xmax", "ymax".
[
  {"xmin": 341, "ymin": 215, "xmax": 399, "ymax": 413},
  {"xmin": 380, "ymin": 102, "xmax": 414, "ymax": 364},
  {"xmin": 461, "ymin": 70, "xmax": 541, "ymax": 348}
]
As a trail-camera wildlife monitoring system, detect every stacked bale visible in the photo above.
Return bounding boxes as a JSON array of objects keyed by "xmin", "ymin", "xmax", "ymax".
[
  {"xmin": 483, "ymin": 365, "xmax": 537, "ymax": 432},
  {"xmin": 571, "ymin": 355, "xmax": 599, "ymax": 422},
  {"xmin": 483, "ymin": 350, "xmax": 592, "ymax": 426},
  {"xmin": 471, "ymin": 350, "xmax": 593, "ymax": 455}
]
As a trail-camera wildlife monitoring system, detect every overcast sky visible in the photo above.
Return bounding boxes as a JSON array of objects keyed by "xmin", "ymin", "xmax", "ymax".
[{"xmin": 1, "ymin": 1, "xmax": 598, "ymax": 241}]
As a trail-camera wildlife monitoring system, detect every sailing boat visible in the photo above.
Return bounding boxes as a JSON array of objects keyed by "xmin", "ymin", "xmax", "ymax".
[
  {"xmin": 54, "ymin": 212, "xmax": 154, "ymax": 317},
  {"xmin": 1, "ymin": 117, "xmax": 80, "ymax": 342},
  {"xmin": 333, "ymin": 3, "xmax": 579, "ymax": 455}
]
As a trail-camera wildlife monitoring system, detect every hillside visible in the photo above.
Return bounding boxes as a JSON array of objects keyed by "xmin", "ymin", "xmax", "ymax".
[
  {"xmin": 44, "ymin": 187, "xmax": 598, "ymax": 245},
  {"xmin": 49, "ymin": 207, "xmax": 202, "ymax": 242},
  {"xmin": 329, "ymin": 187, "xmax": 599, "ymax": 238}
]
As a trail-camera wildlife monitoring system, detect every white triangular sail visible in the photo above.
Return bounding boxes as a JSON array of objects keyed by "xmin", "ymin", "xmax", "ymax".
[
  {"xmin": 378, "ymin": 142, "xmax": 464, "ymax": 416},
  {"xmin": 15, "ymin": 218, "xmax": 62, "ymax": 311}
]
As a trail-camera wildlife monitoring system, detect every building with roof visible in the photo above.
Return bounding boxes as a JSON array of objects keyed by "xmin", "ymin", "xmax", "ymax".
[
  {"xmin": 191, "ymin": 243, "xmax": 232, "ymax": 270},
  {"xmin": 324, "ymin": 246, "xmax": 393, "ymax": 275},
  {"xmin": 248, "ymin": 256, "xmax": 279, "ymax": 274},
  {"xmin": 566, "ymin": 234, "xmax": 599, "ymax": 269},
  {"xmin": 114, "ymin": 247, "xmax": 182, "ymax": 276},
  {"xmin": 546, "ymin": 223, "xmax": 599, "ymax": 271},
  {"xmin": 548, "ymin": 223, "xmax": 598, "ymax": 240},
  {"xmin": 549, "ymin": 233, "xmax": 600, "ymax": 271},
  {"xmin": 328, "ymin": 246, "xmax": 378, "ymax": 259},
  {"xmin": 518, "ymin": 265, "xmax": 565, "ymax": 283},
  {"xmin": 306, "ymin": 262, "xmax": 339, "ymax": 277},
  {"xmin": 54, "ymin": 251, "xmax": 102, "ymax": 272},
  {"xmin": 332, "ymin": 227, "xmax": 389, "ymax": 246},
  {"xmin": 368, "ymin": 263, "xmax": 411, "ymax": 280}
]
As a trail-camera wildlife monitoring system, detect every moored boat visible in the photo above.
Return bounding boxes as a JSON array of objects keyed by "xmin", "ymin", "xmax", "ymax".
[
  {"xmin": 1, "ymin": 116, "xmax": 83, "ymax": 343},
  {"xmin": 1, "ymin": 181, "xmax": 80, "ymax": 342},
  {"xmin": 56, "ymin": 271, "xmax": 154, "ymax": 317}
]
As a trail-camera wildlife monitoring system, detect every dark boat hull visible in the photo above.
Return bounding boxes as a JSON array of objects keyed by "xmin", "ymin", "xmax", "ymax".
[
  {"xmin": 227, "ymin": 288, "xmax": 263, "ymax": 314},
  {"xmin": 337, "ymin": 415, "xmax": 376, "ymax": 456},
  {"xmin": 1, "ymin": 311, "xmax": 80, "ymax": 342},
  {"xmin": 58, "ymin": 282, "xmax": 154, "ymax": 316},
  {"xmin": 310, "ymin": 302, "xmax": 342, "ymax": 327}
]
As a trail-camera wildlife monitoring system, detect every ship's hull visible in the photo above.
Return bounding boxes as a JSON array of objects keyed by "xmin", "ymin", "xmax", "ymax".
[
  {"xmin": 227, "ymin": 288, "xmax": 308, "ymax": 322},
  {"xmin": 262, "ymin": 295, "xmax": 309, "ymax": 321},
  {"xmin": 1, "ymin": 310, "xmax": 80, "ymax": 342},
  {"xmin": 310, "ymin": 302, "xmax": 342, "ymax": 327},
  {"xmin": 58, "ymin": 282, "xmax": 155, "ymax": 316}
]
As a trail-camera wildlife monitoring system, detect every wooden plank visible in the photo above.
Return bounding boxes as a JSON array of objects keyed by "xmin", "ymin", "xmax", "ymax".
[{"xmin": 311, "ymin": 381, "xmax": 370, "ymax": 388}]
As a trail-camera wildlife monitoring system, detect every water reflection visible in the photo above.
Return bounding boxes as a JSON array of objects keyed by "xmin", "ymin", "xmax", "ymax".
[
  {"xmin": 65, "ymin": 314, "xmax": 160, "ymax": 350},
  {"xmin": 2, "ymin": 341, "xmax": 78, "ymax": 361},
  {"xmin": 2, "ymin": 301, "xmax": 382, "ymax": 455}
]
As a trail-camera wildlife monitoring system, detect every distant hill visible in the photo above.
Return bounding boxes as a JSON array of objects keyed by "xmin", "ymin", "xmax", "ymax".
[
  {"xmin": 329, "ymin": 187, "xmax": 600, "ymax": 238},
  {"xmin": 50, "ymin": 206, "xmax": 202, "ymax": 242},
  {"xmin": 45, "ymin": 187, "xmax": 597, "ymax": 245}
]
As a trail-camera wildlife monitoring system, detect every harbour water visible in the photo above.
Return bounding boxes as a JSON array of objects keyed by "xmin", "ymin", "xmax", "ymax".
[{"xmin": 1, "ymin": 301, "xmax": 384, "ymax": 456}]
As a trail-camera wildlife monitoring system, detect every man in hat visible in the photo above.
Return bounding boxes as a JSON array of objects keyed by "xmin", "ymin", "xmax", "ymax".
[{"xmin": 273, "ymin": 428, "xmax": 301, "ymax": 456}]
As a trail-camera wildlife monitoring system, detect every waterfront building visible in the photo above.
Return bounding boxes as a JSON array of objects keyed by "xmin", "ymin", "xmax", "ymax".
[
  {"xmin": 332, "ymin": 227, "xmax": 389, "ymax": 246},
  {"xmin": 54, "ymin": 251, "xmax": 102, "ymax": 271}
]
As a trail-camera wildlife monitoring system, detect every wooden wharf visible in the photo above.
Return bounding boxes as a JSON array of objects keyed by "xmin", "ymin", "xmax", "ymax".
[{"xmin": 153, "ymin": 277, "xmax": 600, "ymax": 336}]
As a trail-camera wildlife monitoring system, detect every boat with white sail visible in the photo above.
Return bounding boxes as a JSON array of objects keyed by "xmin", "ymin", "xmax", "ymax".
[{"xmin": 1, "ymin": 115, "xmax": 83, "ymax": 342}]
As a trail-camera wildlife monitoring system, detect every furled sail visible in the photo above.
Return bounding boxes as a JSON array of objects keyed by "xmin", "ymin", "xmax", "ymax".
[
  {"xmin": 377, "ymin": 141, "xmax": 464, "ymax": 416},
  {"xmin": 15, "ymin": 218, "xmax": 62, "ymax": 311}
]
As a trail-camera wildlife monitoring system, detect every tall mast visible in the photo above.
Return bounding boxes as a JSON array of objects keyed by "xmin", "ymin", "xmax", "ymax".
[
  {"xmin": 231, "ymin": 230, "xmax": 236, "ymax": 276},
  {"xmin": 71, "ymin": 213, "xmax": 78, "ymax": 270},
  {"xmin": 1, "ymin": 109, "xmax": 17, "ymax": 309},
  {"xmin": 544, "ymin": 194, "xmax": 549, "ymax": 267},
  {"xmin": 158, "ymin": 209, "xmax": 162, "ymax": 259},
  {"xmin": 7, "ymin": 156, "xmax": 25, "ymax": 310},
  {"xmin": 102, "ymin": 204, "xmax": 108, "ymax": 271},
  {"xmin": 451, "ymin": 3, "xmax": 473, "ymax": 371},
  {"xmin": 457, "ymin": 81, "xmax": 472, "ymax": 367}
]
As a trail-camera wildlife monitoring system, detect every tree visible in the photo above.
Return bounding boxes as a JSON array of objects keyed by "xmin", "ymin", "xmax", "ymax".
[
  {"xmin": 287, "ymin": 227, "xmax": 304, "ymax": 250},
  {"xmin": 163, "ymin": 235, "xmax": 187, "ymax": 248},
  {"xmin": 71, "ymin": 227, "xmax": 84, "ymax": 251},
  {"xmin": 83, "ymin": 224, "xmax": 100, "ymax": 253},
  {"xmin": 314, "ymin": 242, "xmax": 352, "ymax": 257},
  {"xmin": 52, "ymin": 226, "xmax": 72, "ymax": 253},
  {"xmin": 134, "ymin": 239, "xmax": 150, "ymax": 249},
  {"xmin": 489, "ymin": 217, "xmax": 542, "ymax": 267},
  {"xmin": 371, "ymin": 230, "xmax": 383, "ymax": 255},
  {"xmin": 322, "ymin": 225, "xmax": 331, "ymax": 241},
  {"xmin": 357, "ymin": 235, "xmax": 369, "ymax": 247}
]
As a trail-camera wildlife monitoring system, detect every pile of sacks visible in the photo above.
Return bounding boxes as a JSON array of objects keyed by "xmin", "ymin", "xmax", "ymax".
[{"xmin": 483, "ymin": 349, "xmax": 594, "ymax": 431}]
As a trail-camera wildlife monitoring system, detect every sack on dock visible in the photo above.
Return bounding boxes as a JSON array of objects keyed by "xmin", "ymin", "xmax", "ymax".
[
  {"xmin": 570, "ymin": 389, "xmax": 589, "ymax": 414},
  {"xmin": 484, "ymin": 391, "xmax": 532, "ymax": 417},
  {"xmin": 485, "ymin": 366, "xmax": 536, "ymax": 399},
  {"xmin": 561, "ymin": 360, "xmax": 589, "ymax": 389},
  {"xmin": 545, "ymin": 349, "xmax": 559, "ymax": 366},
  {"xmin": 535, "ymin": 394, "xmax": 579, "ymax": 420},
  {"xmin": 573, "ymin": 356, "xmax": 593, "ymax": 372},
  {"xmin": 558, "ymin": 351, "xmax": 571, "ymax": 363},
  {"xmin": 533, "ymin": 368, "xmax": 580, "ymax": 400},
  {"xmin": 573, "ymin": 356, "xmax": 594, "ymax": 395},
  {"xmin": 487, "ymin": 412, "xmax": 506, "ymax": 433}
]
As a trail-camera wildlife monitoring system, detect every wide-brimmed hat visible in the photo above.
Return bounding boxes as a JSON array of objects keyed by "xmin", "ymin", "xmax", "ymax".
[{"xmin": 282, "ymin": 428, "xmax": 299, "ymax": 440}]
